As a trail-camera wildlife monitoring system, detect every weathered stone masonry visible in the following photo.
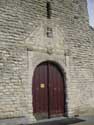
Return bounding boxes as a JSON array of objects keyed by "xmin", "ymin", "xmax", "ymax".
[{"xmin": 0, "ymin": 0, "xmax": 94, "ymax": 122}]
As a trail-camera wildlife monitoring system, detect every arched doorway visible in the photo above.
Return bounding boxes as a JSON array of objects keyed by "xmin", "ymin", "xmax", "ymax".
[{"xmin": 32, "ymin": 61, "xmax": 66, "ymax": 119}]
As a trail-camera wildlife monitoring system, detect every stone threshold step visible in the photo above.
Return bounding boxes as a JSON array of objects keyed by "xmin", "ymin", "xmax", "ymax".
[
  {"xmin": 32, "ymin": 117, "xmax": 85, "ymax": 125},
  {"xmin": 0, "ymin": 116, "xmax": 85, "ymax": 125}
]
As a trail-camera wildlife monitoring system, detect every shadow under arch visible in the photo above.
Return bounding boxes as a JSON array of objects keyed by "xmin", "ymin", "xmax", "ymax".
[{"xmin": 32, "ymin": 60, "xmax": 68, "ymax": 120}]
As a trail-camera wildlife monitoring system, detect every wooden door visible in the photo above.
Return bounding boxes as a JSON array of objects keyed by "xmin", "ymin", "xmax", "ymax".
[
  {"xmin": 48, "ymin": 63, "xmax": 65, "ymax": 117},
  {"xmin": 32, "ymin": 62, "xmax": 48, "ymax": 118},
  {"xmin": 32, "ymin": 62, "xmax": 65, "ymax": 119}
]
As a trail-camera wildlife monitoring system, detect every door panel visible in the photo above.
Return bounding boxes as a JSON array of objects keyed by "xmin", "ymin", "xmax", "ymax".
[
  {"xmin": 32, "ymin": 63, "xmax": 48, "ymax": 118},
  {"xmin": 48, "ymin": 63, "xmax": 64, "ymax": 117}
]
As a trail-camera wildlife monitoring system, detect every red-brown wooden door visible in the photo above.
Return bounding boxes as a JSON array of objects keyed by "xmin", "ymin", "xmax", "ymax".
[{"xmin": 32, "ymin": 62, "xmax": 65, "ymax": 118}]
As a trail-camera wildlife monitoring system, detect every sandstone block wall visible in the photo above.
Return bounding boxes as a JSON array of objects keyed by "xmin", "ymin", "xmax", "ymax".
[{"xmin": 0, "ymin": 0, "xmax": 94, "ymax": 122}]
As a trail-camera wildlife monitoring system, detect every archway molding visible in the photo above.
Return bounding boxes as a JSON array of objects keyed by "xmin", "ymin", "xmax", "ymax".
[{"xmin": 27, "ymin": 51, "xmax": 69, "ymax": 119}]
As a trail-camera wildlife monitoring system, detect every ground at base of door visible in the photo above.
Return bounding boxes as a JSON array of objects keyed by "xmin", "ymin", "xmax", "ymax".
[{"xmin": 0, "ymin": 116, "xmax": 94, "ymax": 125}]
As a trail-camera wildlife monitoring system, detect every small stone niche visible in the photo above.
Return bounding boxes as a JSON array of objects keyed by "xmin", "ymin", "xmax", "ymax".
[{"xmin": 46, "ymin": 27, "xmax": 53, "ymax": 38}]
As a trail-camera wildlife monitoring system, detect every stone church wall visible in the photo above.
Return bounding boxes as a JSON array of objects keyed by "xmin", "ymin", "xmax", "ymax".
[{"xmin": 0, "ymin": 0, "xmax": 94, "ymax": 122}]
